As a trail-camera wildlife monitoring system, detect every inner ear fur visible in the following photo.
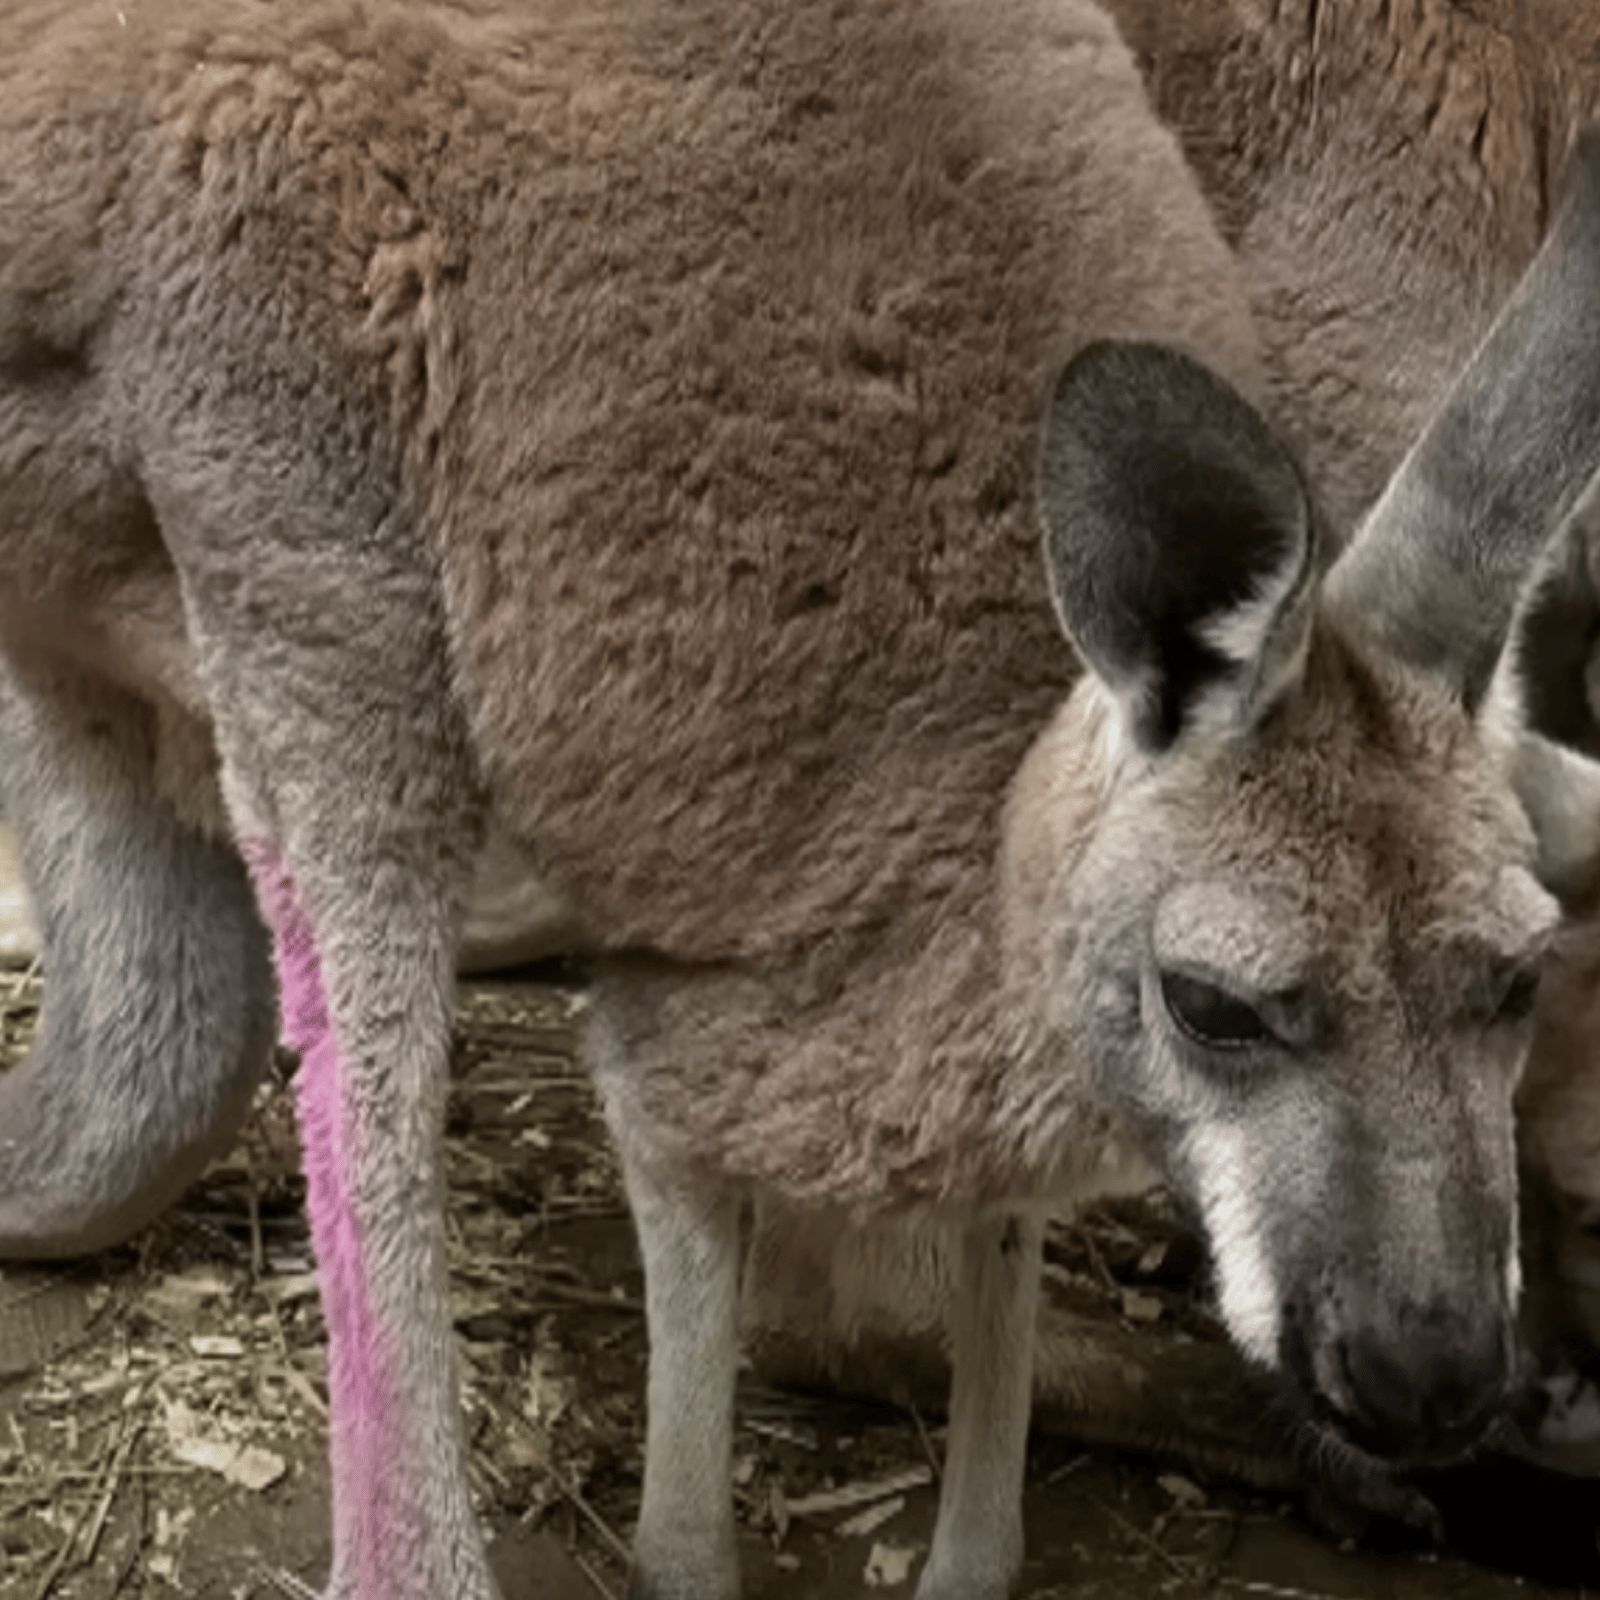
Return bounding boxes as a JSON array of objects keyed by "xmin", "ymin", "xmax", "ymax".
[
  {"xmin": 1493, "ymin": 472, "xmax": 1600, "ymax": 902},
  {"xmin": 1036, "ymin": 339, "xmax": 1315, "ymax": 755}
]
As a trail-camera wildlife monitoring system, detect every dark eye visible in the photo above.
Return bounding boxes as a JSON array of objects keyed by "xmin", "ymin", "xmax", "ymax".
[
  {"xmin": 1160, "ymin": 970, "xmax": 1269, "ymax": 1050},
  {"xmin": 1492, "ymin": 966, "xmax": 1542, "ymax": 1026}
]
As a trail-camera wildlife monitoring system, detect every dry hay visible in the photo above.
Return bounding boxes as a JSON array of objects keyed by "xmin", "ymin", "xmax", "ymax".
[
  {"xmin": 0, "ymin": 964, "xmax": 1243, "ymax": 1600},
  {"xmin": 0, "ymin": 968, "xmax": 1593, "ymax": 1600}
]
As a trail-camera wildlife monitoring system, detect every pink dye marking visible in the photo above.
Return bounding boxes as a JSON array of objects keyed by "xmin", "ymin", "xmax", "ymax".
[{"xmin": 241, "ymin": 840, "xmax": 410, "ymax": 1599}]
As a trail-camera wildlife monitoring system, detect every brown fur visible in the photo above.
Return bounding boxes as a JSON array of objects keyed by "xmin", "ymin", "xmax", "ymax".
[
  {"xmin": 1111, "ymin": 0, "xmax": 1600, "ymax": 531},
  {"xmin": 0, "ymin": 3, "xmax": 1272, "ymax": 1595},
  {"xmin": 1115, "ymin": 0, "xmax": 1600, "ymax": 1446},
  {"xmin": 426, "ymin": 0, "xmax": 1257, "ymax": 963},
  {"xmin": 9, "ymin": 4, "xmax": 1600, "ymax": 1595},
  {"xmin": 741, "ymin": 8, "xmax": 1600, "ymax": 1511},
  {"xmin": 0, "ymin": 0, "xmax": 1260, "ymax": 1216}
]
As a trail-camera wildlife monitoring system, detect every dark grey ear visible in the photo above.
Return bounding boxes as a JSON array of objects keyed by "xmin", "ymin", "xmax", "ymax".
[
  {"xmin": 1490, "ymin": 472, "xmax": 1600, "ymax": 901},
  {"xmin": 1326, "ymin": 129, "xmax": 1600, "ymax": 711},
  {"xmin": 1037, "ymin": 340, "xmax": 1315, "ymax": 754}
]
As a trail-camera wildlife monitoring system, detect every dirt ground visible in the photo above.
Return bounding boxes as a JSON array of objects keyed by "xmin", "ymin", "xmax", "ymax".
[{"xmin": 3, "ymin": 970, "xmax": 1600, "ymax": 1600}]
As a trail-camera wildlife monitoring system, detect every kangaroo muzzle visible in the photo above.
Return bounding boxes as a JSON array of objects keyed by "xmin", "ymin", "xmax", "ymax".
[
  {"xmin": 1334, "ymin": 1307, "xmax": 1516, "ymax": 1462},
  {"xmin": 1289, "ymin": 1290, "xmax": 1518, "ymax": 1465}
]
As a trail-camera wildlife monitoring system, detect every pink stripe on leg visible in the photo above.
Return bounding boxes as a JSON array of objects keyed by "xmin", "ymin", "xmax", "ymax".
[{"xmin": 242, "ymin": 840, "xmax": 411, "ymax": 1600}]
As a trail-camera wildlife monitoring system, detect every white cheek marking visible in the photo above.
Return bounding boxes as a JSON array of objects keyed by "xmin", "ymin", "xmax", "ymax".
[{"xmin": 1185, "ymin": 1123, "xmax": 1282, "ymax": 1368}]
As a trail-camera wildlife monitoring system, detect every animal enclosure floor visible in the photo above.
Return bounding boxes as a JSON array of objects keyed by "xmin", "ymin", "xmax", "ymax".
[{"xmin": 0, "ymin": 972, "xmax": 1596, "ymax": 1600}]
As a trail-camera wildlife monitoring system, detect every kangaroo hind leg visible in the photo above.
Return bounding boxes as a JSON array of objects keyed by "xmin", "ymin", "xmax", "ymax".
[{"xmin": 172, "ymin": 478, "xmax": 494, "ymax": 1599}]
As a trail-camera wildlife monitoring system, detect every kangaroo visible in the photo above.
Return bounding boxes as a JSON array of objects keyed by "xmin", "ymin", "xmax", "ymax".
[
  {"xmin": 11, "ymin": 0, "xmax": 1600, "ymax": 1277},
  {"xmin": 8, "ymin": 0, "xmax": 1600, "ymax": 1284},
  {"xmin": 6, "ymin": 6, "xmax": 1600, "ymax": 1600},
  {"xmin": 738, "ymin": 0, "xmax": 1600, "ymax": 1499},
  {"xmin": 1108, "ymin": 10, "xmax": 1600, "ymax": 1446}
]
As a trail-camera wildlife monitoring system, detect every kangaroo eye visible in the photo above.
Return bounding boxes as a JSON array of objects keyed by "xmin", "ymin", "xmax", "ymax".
[{"xmin": 1160, "ymin": 970, "xmax": 1269, "ymax": 1050}]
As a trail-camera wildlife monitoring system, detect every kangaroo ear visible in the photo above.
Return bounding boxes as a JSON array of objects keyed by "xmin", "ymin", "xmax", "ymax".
[
  {"xmin": 1037, "ymin": 340, "xmax": 1315, "ymax": 754},
  {"xmin": 1325, "ymin": 129, "xmax": 1600, "ymax": 711},
  {"xmin": 1490, "ymin": 473, "xmax": 1600, "ymax": 902}
]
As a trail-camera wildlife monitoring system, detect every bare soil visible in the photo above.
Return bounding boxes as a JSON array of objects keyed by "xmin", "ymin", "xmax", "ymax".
[{"xmin": 2, "ymin": 971, "xmax": 1597, "ymax": 1600}]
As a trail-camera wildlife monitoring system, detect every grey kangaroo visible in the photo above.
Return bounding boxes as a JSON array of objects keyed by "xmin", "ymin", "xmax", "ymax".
[
  {"xmin": 746, "ymin": 0, "xmax": 1600, "ymax": 1489},
  {"xmin": 7, "ymin": 3, "xmax": 1600, "ymax": 1599}
]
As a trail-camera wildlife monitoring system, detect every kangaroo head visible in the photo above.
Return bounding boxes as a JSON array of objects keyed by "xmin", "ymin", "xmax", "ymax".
[{"xmin": 1015, "ymin": 133, "xmax": 1600, "ymax": 1470}]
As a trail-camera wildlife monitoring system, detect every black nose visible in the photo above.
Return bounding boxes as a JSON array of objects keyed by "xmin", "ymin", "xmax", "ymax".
[{"xmin": 1340, "ymin": 1319, "xmax": 1512, "ymax": 1462}]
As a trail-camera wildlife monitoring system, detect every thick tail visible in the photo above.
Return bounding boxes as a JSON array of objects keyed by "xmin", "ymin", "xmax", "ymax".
[{"xmin": 0, "ymin": 661, "xmax": 275, "ymax": 1258}]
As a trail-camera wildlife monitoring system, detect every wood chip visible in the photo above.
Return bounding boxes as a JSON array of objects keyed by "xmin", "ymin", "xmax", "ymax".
[
  {"xmin": 837, "ymin": 1496, "xmax": 906, "ymax": 1539},
  {"xmin": 864, "ymin": 1541, "xmax": 919, "ymax": 1588},
  {"xmin": 1121, "ymin": 1289, "xmax": 1164, "ymax": 1323},
  {"xmin": 1158, "ymin": 1473, "xmax": 1206, "ymax": 1508},
  {"xmin": 170, "ymin": 1436, "xmax": 287, "ymax": 1492},
  {"xmin": 189, "ymin": 1335, "xmax": 246, "ymax": 1358},
  {"xmin": 785, "ymin": 1466, "xmax": 933, "ymax": 1518},
  {"xmin": 161, "ymin": 1400, "xmax": 286, "ymax": 1492}
]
